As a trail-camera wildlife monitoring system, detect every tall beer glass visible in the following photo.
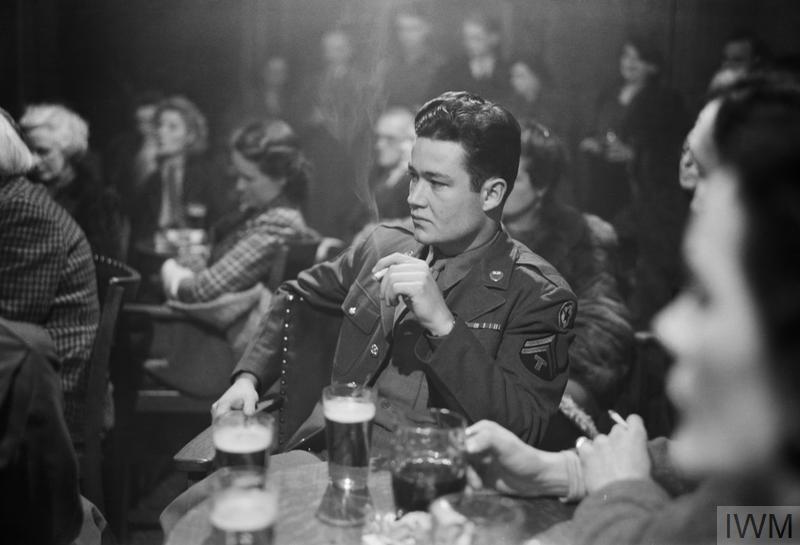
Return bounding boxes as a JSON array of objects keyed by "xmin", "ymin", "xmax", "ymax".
[
  {"xmin": 391, "ymin": 408, "xmax": 468, "ymax": 517},
  {"xmin": 322, "ymin": 383, "xmax": 376, "ymax": 490},
  {"xmin": 210, "ymin": 466, "xmax": 277, "ymax": 545},
  {"xmin": 213, "ymin": 411, "xmax": 275, "ymax": 469}
]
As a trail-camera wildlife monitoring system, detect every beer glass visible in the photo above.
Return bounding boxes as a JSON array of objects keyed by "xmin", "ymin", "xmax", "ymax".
[
  {"xmin": 391, "ymin": 408, "xmax": 468, "ymax": 517},
  {"xmin": 213, "ymin": 411, "xmax": 275, "ymax": 469},
  {"xmin": 322, "ymin": 383, "xmax": 376, "ymax": 491},
  {"xmin": 210, "ymin": 466, "xmax": 277, "ymax": 545}
]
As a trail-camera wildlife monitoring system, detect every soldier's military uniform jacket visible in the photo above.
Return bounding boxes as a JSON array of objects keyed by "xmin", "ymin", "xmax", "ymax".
[{"xmin": 234, "ymin": 222, "xmax": 576, "ymax": 446}]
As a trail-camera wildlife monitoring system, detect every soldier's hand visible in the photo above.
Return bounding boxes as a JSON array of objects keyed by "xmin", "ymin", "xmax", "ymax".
[
  {"xmin": 372, "ymin": 253, "xmax": 455, "ymax": 336},
  {"xmin": 211, "ymin": 374, "xmax": 259, "ymax": 418},
  {"xmin": 466, "ymin": 420, "xmax": 569, "ymax": 498}
]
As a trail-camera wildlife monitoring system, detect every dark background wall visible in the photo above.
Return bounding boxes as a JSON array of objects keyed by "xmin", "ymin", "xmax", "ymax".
[{"xmin": 3, "ymin": 0, "xmax": 800, "ymax": 150}]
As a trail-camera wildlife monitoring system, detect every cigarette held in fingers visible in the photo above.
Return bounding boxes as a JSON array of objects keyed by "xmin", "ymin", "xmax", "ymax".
[
  {"xmin": 608, "ymin": 410, "xmax": 629, "ymax": 429},
  {"xmin": 373, "ymin": 268, "xmax": 388, "ymax": 280}
]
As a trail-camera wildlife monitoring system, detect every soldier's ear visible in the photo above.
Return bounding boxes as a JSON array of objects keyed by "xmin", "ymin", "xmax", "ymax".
[{"xmin": 480, "ymin": 177, "xmax": 506, "ymax": 212}]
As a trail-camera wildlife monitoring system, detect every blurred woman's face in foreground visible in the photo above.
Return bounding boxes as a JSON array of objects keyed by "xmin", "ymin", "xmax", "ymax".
[{"xmin": 654, "ymin": 169, "xmax": 783, "ymax": 477}]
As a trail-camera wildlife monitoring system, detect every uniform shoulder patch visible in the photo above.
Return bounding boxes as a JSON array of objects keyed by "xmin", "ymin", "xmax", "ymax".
[{"xmin": 558, "ymin": 301, "xmax": 576, "ymax": 330}]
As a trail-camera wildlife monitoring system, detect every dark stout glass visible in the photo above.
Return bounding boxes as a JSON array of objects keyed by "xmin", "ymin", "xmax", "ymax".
[
  {"xmin": 391, "ymin": 457, "xmax": 467, "ymax": 516},
  {"xmin": 391, "ymin": 408, "xmax": 468, "ymax": 518}
]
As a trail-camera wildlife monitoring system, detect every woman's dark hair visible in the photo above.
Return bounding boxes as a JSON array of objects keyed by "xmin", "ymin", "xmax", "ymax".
[
  {"xmin": 712, "ymin": 73, "xmax": 800, "ymax": 441},
  {"xmin": 519, "ymin": 119, "xmax": 566, "ymax": 203},
  {"xmin": 415, "ymin": 91, "xmax": 520, "ymax": 199},
  {"xmin": 231, "ymin": 119, "xmax": 310, "ymax": 205}
]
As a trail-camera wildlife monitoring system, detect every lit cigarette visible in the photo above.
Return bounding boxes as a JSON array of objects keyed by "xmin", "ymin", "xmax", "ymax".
[
  {"xmin": 373, "ymin": 268, "xmax": 388, "ymax": 280},
  {"xmin": 608, "ymin": 410, "xmax": 628, "ymax": 429}
]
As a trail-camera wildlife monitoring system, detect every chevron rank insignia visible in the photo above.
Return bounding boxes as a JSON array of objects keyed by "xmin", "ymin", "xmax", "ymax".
[{"xmin": 520, "ymin": 335, "xmax": 556, "ymax": 380}]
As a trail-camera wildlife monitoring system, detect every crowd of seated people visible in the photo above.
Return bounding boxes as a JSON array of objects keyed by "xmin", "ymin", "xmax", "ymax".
[
  {"xmin": 4, "ymin": 0, "xmax": 800, "ymax": 541},
  {"xmin": 467, "ymin": 71, "xmax": 800, "ymax": 544}
]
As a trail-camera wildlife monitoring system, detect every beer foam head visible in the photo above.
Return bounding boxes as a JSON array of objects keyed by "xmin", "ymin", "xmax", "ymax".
[
  {"xmin": 323, "ymin": 397, "xmax": 376, "ymax": 423},
  {"xmin": 210, "ymin": 488, "xmax": 277, "ymax": 532},
  {"xmin": 213, "ymin": 424, "xmax": 273, "ymax": 453}
]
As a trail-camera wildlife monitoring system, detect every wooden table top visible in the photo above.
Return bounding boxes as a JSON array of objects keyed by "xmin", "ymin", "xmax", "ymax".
[{"xmin": 164, "ymin": 455, "xmax": 574, "ymax": 545}]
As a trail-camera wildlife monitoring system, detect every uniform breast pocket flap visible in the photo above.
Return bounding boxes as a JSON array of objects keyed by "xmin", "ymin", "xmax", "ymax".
[{"xmin": 341, "ymin": 282, "xmax": 380, "ymax": 334}]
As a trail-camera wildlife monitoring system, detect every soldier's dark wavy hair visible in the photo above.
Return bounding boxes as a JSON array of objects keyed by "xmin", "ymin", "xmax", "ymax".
[
  {"xmin": 414, "ymin": 91, "xmax": 520, "ymax": 204},
  {"xmin": 230, "ymin": 119, "xmax": 310, "ymax": 206},
  {"xmin": 712, "ymin": 71, "xmax": 800, "ymax": 455}
]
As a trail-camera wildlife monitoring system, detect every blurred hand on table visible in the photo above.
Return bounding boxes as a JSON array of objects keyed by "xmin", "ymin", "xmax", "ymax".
[{"xmin": 211, "ymin": 374, "xmax": 260, "ymax": 417}]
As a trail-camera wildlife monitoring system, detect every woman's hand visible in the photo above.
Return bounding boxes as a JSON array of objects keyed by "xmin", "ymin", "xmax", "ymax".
[
  {"xmin": 576, "ymin": 413, "xmax": 651, "ymax": 494},
  {"xmin": 160, "ymin": 258, "xmax": 194, "ymax": 299},
  {"xmin": 466, "ymin": 420, "xmax": 570, "ymax": 498}
]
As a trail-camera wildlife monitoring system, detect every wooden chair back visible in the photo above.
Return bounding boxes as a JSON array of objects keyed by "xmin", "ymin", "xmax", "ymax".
[{"xmin": 82, "ymin": 255, "xmax": 140, "ymax": 510}]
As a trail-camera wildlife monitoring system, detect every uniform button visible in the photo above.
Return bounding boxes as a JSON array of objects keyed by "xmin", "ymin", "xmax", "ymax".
[
  {"xmin": 369, "ymin": 344, "xmax": 379, "ymax": 357},
  {"xmin": 348, "ymin": 306, "xmax": 357, "ymax": 316},
  {"xmin": 380, "ymin": 399, "xmax": 391, "ymax": 409}
]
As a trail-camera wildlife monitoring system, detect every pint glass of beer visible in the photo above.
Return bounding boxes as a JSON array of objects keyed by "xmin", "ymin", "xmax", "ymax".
[
  {"xmin": 210, "ymin": 466, "xmax": 277, "ymax": 545},
  {"xmin": 322, "ymin": 383, "xmax": 376, "ymax": 491},
  {"xmin": 391, "ymin": 408, "xmax": 468, "ymax": 517},
  {"xmin": 213, "ymin": 411, "xmax": 275, "ymax": 469}
]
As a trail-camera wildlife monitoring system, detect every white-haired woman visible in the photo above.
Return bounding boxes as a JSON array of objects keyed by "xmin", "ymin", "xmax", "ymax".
[{"xmin": 20, "ymin": 103, "xmax": 123, "ymax": 258}]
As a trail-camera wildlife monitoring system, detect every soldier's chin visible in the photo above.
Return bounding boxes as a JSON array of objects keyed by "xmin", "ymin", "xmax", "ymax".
[{"xmin": 411, "ymin": 223, "xmax": 432, "ymax": 243}]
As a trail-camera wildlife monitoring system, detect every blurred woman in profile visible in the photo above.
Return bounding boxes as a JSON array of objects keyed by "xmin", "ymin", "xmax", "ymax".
[
  {"xmin": 131, "ymin": 95, "xmax": 231, "ymax": 245},
  {"xmin": 467, "ymin": 74, "xmax": 800, "ymax": 544},
  {"xmin": 160, "ymin": 119, "xmax": 318, "ymax": 304},
  {"xmin": 20, "ymin": 103, "xmax": 124, "ymax": 258}
]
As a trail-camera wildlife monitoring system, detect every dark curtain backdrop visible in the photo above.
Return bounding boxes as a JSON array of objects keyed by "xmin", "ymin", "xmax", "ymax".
[{"xmin": 3, "ymin": 0, "xmax": 800, "ymax": 160}]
